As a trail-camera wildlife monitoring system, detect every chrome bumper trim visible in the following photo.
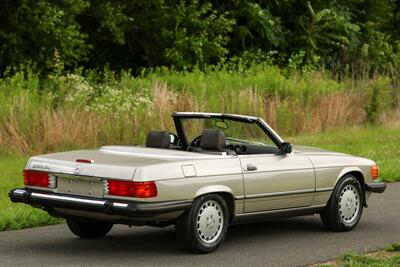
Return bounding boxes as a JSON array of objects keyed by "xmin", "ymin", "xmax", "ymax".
[{"xmin": 9, "ymin": 188, "xmax": 192, "ymax": 218}]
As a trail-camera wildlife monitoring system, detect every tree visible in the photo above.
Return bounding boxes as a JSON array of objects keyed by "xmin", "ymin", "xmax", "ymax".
[{"xmin": 0, "ymin": 0, "xmax": 90, "ymax": 72}]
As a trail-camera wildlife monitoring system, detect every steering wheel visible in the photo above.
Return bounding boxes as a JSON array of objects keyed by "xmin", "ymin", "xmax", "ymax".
[{"xmin": 186, "ymin": 135, "xmax": 202, "ymax": 151}]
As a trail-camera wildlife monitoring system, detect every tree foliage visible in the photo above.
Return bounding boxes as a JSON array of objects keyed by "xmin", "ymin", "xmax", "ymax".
[
  {"xmin": 0, "ymin": 0, "xmax": 89, "ymax": 72},
  {"xmin": 0, "ymin": 0, "xmax": 399, "ymax": 73}
]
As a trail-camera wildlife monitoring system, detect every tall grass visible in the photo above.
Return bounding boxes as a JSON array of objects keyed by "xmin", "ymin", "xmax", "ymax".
[{"xmin": 0, "ymin": 65, "xmax": 398, "ymax": 155}]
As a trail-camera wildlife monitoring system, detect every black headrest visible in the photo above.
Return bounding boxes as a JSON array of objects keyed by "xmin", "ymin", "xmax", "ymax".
[
  {"xmin": 146, "ymin": 131, "xmax": 170, "ymax": 149},
  {"xmin": 200, "ymin": 129, "xmax": 226, "ymax": 150}
]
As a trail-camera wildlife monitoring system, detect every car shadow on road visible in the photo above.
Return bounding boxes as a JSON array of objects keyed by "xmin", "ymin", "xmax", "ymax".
[
  {"xmin": 16, "ymin": 215, "xmax": 327, "ymax": 256},
  {"xmin": 229, "ymin": 215, "xmax": 326, "ymax": 240}
]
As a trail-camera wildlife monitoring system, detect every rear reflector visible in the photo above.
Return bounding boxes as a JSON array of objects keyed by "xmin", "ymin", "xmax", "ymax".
[
  {"xmin": 371, "ymin": 165, "xmax": 379, "ymax": 180},
  {"xmin": 107, "ymin": 180, "xmax": 157, "ymax": 198},
  {"xmin": 24, "ymin": 170, "xmax": 50, "ymax": 188}
]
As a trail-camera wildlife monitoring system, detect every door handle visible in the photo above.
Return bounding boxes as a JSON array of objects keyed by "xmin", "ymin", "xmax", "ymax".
[{"xmin": 246, "ymin": 164, "xmax": 258, "ymax": 171}]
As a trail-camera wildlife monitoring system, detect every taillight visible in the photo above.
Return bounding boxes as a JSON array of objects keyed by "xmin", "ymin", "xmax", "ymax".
[
  {"xmin": 371, "ymin": 165, "xmax": 379, "ymax": 180},
  {"xmin": 107, "ymin": 180, "xmax": 157, "ymax": 198},
  {"xmin": 23, "ymin": 170, "xmax": 55, "ymax": 188}
]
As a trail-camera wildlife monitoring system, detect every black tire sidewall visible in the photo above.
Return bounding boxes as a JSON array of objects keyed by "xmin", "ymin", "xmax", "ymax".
[
  {"xmin": 177, "ymin": 194, "xmax": 229, "ymax": 253},
  {"xmin": 67, "ymin": 219, "xmax": 113, "ymax": 238},
  {"xmin": 331, "ymin": 175, "xmax": 364, "ymax": 230}
]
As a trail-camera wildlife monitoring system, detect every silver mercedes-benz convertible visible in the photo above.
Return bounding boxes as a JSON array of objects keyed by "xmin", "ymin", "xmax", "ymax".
[{"xmin": 9, "ymin": 112, "xmax": 386, "ymax": 253}]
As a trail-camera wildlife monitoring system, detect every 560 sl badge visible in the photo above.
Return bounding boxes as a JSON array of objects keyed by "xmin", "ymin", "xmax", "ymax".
[{"xmin": 30, "ymin": 163, "xmax": 50, "ymax": 170}]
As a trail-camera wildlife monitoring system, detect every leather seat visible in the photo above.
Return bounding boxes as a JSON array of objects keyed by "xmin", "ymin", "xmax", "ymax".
[
  {"xmin": 199, "ymin": 129, "xmax": 235, "ymax": 155},
  {"xmin": 146, "ymin": 131, "xmax": 170, "ymax": 149}
]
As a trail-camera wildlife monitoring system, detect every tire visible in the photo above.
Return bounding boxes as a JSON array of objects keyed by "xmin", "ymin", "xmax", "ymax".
[
  {"xmin": 320, "ymin": 175, "xmax": 364, "ymax": 231},
  {"xmin": 175, "ymin": 194, "xmax": 229, "ymax": 253},
  {"xmin": 66, "ymin": 219, "xmax": 113, "ymax": 238}
]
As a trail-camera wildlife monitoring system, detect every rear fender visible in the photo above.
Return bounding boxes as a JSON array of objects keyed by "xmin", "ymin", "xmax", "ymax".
[
  {"xmin": 195, "ymin": 185, "xmax": 233, "ymax": 198},
  {"xmin": 194, "ymin": 185, "xmax": 236, "ymax": 221}
]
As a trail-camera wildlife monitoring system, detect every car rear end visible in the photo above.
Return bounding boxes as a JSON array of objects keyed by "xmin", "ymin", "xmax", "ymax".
[{"xmin": 9, "ymin": 150, "xmax": 192, "ymax": 225}]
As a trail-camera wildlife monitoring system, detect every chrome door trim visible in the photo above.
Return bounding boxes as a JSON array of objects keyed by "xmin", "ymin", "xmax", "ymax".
[
  {"xmin": 245, "ymin": 189, "xmax": 315, "ymax": 199},
  {"xmin": 234, "ymin": 204, "xmax": 325, "ymax": 219},
  {"xmin": 315, "ymin": 187, "xmax": 334, "ymax": 193},
  {"xmin": 240, "ymin": 167, "xmax": 315, "ymax": 173}
]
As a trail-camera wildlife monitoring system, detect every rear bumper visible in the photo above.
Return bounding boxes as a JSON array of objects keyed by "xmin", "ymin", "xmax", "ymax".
[
  {"xmin": 365, "ymin": 182, "xmax": 386, "ymax": 193},
  {"xmin": 9, "ymin": 188, "xmax": 192, "ymax": 218}
]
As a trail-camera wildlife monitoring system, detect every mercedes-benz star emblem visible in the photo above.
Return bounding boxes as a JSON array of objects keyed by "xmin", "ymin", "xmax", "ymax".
[{"xmin": 73, "ymin": 164, "xmax": 82, "ymax": 174}]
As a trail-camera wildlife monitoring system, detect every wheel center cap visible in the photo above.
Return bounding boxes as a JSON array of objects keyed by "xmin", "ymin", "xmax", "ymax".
[
  {"xmin": 206, "ymin": 217, "xmax": 215, "ymax": 229},
  {"xmin": 346, "ymin": 198, "xmax": 353, "ymax": 209}
]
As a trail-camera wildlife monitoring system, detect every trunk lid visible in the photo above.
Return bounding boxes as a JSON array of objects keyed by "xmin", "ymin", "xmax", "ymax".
[{"xmin": 27, "ymin": 145, "xmax": 221, "ymax": 180}]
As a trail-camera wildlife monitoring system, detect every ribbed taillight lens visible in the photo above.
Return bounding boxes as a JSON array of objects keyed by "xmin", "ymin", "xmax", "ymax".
[
  {"xmin": 107, "ymin": 180, "xmax": 157, "ymax": 198},
  {"xmin": 23, "ymin": 170, "xmax": 54, "ymax": 188}
]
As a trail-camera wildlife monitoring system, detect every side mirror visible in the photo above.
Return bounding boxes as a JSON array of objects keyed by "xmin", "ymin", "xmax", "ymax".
[{"xmin": 280, "ymin": 142, "xmax": 292, "ymax": 154}]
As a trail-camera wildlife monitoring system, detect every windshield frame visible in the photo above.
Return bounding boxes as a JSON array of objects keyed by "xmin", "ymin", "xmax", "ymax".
[{"xmin": 172, "ymin": 112, "xmax": 284, "ymax": 150}]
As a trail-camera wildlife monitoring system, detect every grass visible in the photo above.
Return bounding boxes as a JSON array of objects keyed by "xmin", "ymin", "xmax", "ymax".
[
  {"xmin": 289, "ymin": 126, "xmax": 400, "ymax": 182},
  {"xmin": 0, "ymin": 125, "xmax": 398, "ymax": 231},
  {"xmin": 316, "ymin": 243, "xmax": 400, "ymax": 266},
  {"xmin": 0, "ymin": 155, "xmax": 63, "ymax": 231}
]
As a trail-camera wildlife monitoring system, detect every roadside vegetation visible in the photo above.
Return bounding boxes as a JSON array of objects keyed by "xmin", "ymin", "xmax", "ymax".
[
  {"xmin": 0, "ymin": 156, "xmax": 62, "ymax": 231},
  {"xmin": 290, "ymin": 126, "xmax": 400, "ymax": 182},
  {"xmin": 316, "ymin": 243, "xmax": 400, "ymax": 267},
  {"xmin": 0, "ymin": 66, "xmax": 399, "ymax": 155},
  {"xmin": 0, "ymin": 0, "xmax": 399, "ymax": 157}
]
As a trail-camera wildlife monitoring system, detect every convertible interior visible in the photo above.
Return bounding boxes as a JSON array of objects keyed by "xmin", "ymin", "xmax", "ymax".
[{"xmin": 145, "ymin": 129, "xmax": 281, "ymax": 155}]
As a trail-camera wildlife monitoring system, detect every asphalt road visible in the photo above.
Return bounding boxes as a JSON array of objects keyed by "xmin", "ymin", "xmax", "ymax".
[{"xmin": 1, "ymin": 183, "xmax": 399, "ymax": 267}]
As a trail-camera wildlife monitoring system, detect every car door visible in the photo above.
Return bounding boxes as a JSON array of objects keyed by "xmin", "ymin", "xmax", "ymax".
[{"xmin": 239, "ymin": 153, "xmax": 315, "ymax": 213}]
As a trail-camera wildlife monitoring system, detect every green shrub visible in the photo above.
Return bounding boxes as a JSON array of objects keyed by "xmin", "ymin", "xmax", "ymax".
[{"xmin": 364, "ymin": 77, "xmax": 392, "ymax": 124}]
